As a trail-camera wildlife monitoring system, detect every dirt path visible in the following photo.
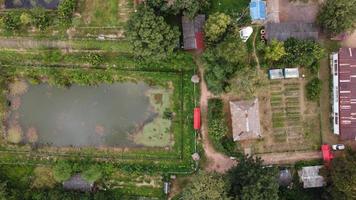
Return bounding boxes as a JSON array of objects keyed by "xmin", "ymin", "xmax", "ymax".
[
  {"xmin": 195, "ymin": 55, "xmax": 236, "ymax": 173},
  {"xmin": 258, "ymin": 150, "xmax": 322, "ymax": 165},
  {"xmin": 0, "ymin": 37, "xmax": 72, "ymax": 49}
]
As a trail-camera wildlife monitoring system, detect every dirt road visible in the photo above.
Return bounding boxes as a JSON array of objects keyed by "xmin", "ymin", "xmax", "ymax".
[
  {"xmin": 0, "ymin": 37, "xmax": 71, "ymax": 49},
  {"xmin": 195, "ymin": 56, "xmax": 236, "ymax": 173},
  {"xmin": 258, "ymin": 151, "xmax": 322, "ymax": 165}
]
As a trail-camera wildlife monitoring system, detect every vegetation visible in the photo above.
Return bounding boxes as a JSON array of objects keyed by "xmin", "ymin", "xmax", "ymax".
[
  {"xmin": 181, "ymin": 172, "xmax": 229, "ymax": 200},
  {"xmin": 52, "ymin": 160, "xmax": 73, "ymax": 182},
  {"xmin": 317, "ymin": 0, "xmax": 356, "ymax": 35},
  {"xmin": 7, "ymin": 125, "xmax": 23, "ymax": 144},
  {"xmin": 265, "ymin": 39, "xmax": 286, "ymax": 63},
  {"xmin": 57, "ymin": 0, "xmax": 77, "ymax": 26},
  {"xmin": 31, "ymin": 8, "xmax": 51, "ymax": 30},
  {"xmin": 204, "ymin": 12, "xmax": 231, "ymax": 43},
  {"xmin": 227, "ymin": 156, "xmax": 279, "ymax": 200},
  {"xmin": 82, "ymin": 165, "xmax": 103, "ymax": 183},
  {"xmin": 2, "ymin": 11, "xmax": 22, "ymax": 31},
  {"xmin": 203, "ymin": 34, "xmax": 248, "ymax": 94},
  {"xmin": 306, "ymin": 78, "xmax": 322, "ymax": 101},
  {"xmin": 126, "ymin": 5, "xmax": 180, "ymax": 59},
  {"xmin": 329, "ymin": 148, "xmax": 356, "ymax": 200}
]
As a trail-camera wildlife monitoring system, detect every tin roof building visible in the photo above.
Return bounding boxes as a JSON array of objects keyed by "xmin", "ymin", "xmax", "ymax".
[
  {"xmin": 334, "ymin": 48, "xmax": 356, "ymax": 141},
  {"xmin": 182, "ymin": 15, "xmax": 205, "ymax": 50},
  {"xmin": 250, "ymin": 0, "xmax": 266, "ymax": 21}
]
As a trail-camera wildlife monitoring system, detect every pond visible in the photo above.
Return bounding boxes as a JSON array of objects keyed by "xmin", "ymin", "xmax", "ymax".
[
  {"xmin": 6, "ymin": 81, "xmax": 173, "ymax": 148},
  {"xmin": 5, "ymin": 0, "xmax": 60, "ymax": 9}
]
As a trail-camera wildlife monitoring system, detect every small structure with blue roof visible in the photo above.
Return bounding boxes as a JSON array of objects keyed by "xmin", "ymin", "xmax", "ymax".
[{"xmin": 250, "ymin": 0, "xmax": 266, "ymax": 21}]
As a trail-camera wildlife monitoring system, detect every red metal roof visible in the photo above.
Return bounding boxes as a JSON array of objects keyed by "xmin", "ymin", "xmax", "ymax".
[
  {"xmin": 195, "ymin": 32, "xmax": 204, "ymax": 50},
  {"xmin": 321, "ymin": 144, "xmax": 333, "ymax": 162},
  {"xmin": 194, "ymin": 108, "xmax": 201, "ymax": 130},
  {"xmin": 338, "ymin": 48, "xmax": 356, "ymax": 140}
]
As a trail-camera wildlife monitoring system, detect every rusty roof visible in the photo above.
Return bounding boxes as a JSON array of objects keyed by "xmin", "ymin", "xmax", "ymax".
[{"xmin": 338, "ymin": 48, "xmax": 356, "ymax": 140}]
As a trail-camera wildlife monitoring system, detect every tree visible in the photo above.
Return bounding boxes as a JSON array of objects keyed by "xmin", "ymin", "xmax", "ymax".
[
  {"xmin": 52, "ymin": 160, "xmax": 73, "ymax": 182},
  {"xmin": 181, "ymin": 172, "xmax": 230, "ymax": 200},
  {"xmin": 306, "ymin": 78, "xmax": 322, "ymax": 101},
  {"xmin": 82, "ymin": 165, "xmax": 102, "ymax": 183},
  {"xmin": 126, "ymin": 5, "xmax": 180, "ymax": 59},
  {"xmin": 174, "ymin": 0, "xmax": 210, "ymax": 19},
  {"xmin": 31, "ymin": 8, "xmax": 51, "ymax": 30},
  {"xmin": 283, "ymin": 38, "xmax": 324, "ymax": 69},
  {"xmin": 227, "ymin": 155, "xmax": 279, "ymax": 200},
  {"xmin": 215, "ymin": 35, "xmax": 248, "ymax": 65},
  {"xmin": 20, "ymin": 12, "xmax": 32, "ymax": 26},
  {"xmin": 329, "ymin": 148, "xmax": 356, "ymax": 200},
  {"xmin": 265, "ymin": 40, "xmax": 286, "ymax": 62},
  {"xmin": 317, "ymin": 0, "xmax": 356, "ymax": 35},
  {"xmin": 204, "ymin": 12, "xmax": 231, "ymax": 43}
]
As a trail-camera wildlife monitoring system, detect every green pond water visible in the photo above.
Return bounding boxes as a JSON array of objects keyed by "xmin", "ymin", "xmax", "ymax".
[{"xmin": 8, "ymin": 82, "xmax": 172, "ymax": 147}]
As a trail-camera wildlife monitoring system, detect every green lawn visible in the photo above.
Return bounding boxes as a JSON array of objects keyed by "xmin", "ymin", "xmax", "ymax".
[{"xmin": 209, "ymin": 0, "xmax": 250, "ymax": 14}]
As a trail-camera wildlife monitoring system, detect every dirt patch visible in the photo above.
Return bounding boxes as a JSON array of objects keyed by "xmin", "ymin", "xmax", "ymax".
[
  {"xmin": 278, "ymin": 0, "xmax": 319, "ymax": 23},
  {"xmin": 342, "ymin": 30, "xmax": 356, "ymax": 48}
]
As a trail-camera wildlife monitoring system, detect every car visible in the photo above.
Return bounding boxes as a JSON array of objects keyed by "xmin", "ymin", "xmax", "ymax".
[{"xmin": 332, "ymin": 144, "xmax": 345, "ymax": 150}]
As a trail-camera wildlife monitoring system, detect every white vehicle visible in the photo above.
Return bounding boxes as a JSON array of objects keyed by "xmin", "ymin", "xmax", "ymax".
[{"xmin": 332, "ymin": 144, "xmax": 345, "ymax": 150}]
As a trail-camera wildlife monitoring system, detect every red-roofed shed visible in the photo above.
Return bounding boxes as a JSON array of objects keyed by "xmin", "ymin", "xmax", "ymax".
[
  {"xmin": 194, "ymin": 108, "xmax": 201, "ymax": 130},
  {"xmin": 321, "ymin": 144, "xmax": 333, "ymax": 163},
  {"xmin": 195, "ymin": 32, "xmax": 204, "ymax": 50}
]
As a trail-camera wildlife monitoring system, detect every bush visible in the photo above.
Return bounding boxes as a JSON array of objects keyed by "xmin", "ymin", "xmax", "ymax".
[
  {"xmin": 52, "ymin": 160, "xmax": 73, "ymax": 182},
  {"xmin": 7, "ymin": 124, "xmax": 23, "ymax": 144},
  {"xmin": 31, "ymin": 8, "xmax": 51, "ymax": 30},
  {"xmin": 306, "ymin": 78, "xmax": 322, "ymax": 101},
  {"xmin": 82, "ymin": 165, "xmax": 102, "ymax": 182},
  {"xmin": 204, "ymin": 12, "xmax": 231, "ymax": 43},
  {"xmin": 3, "ymin": 12, "xmax": 21, "ymax": 31},
  {"xmin": 58, "ymin": 0, "xmax": 77, "ymax": 26},
  {"xmin": 32, "ymin": 167, "xmax": 56, "ymax": 189},
  {"xmin": 86, "ymin": 53, "xmax": 104, "ymax": 66},
  {"xmin": 20, "ymin": 12, "xmax": 32, "ymax": 26}
]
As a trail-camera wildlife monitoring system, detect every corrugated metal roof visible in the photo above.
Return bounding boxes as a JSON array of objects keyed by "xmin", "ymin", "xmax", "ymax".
[
  {"xmin": 338, "ymin": 48, "xmax": 356, "ymax": 140},
  {"xmin": 265, "ymin": 22, "xmax": 318, "ymax": 41},
  {"xmin": 250, "ymin": 0, "xmax": 266, "ymax": 20},
  {"xmin": 269, "ymin": 69, "xmax": 284, "ymax": 79},
  {"xmin": 182, "ymin": 15, "xmax": 205, "ymax": 50}
]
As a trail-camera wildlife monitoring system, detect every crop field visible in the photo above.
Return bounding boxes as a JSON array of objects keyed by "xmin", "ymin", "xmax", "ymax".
[{"xmin": 250, "ymin": 79, "xmax": 321, "ymax": 154}]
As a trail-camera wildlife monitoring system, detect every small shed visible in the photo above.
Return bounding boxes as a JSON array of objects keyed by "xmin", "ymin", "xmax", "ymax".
[
  {"xmin": 269, "ymin": 69, "xmax": 284, "ymax": 80},
  {"xmin": 230, "ymin": 98, "xmax": 262, "ymax": 141},
  {"xmin": 298, "ymin": 166, "xmax": 326, "ymax": 188},
  {"xmin": 194, "ymin": 108, "xmax": 201, "ymax": 130},
  {"xmin": 182, "ymin": 15, "xmax": 205, "ymax": 50},
  {"xmin": 249, "ymin": 0, "xmax": 266, "ymax": 21},
  {"xmin": 63, "ymin": 174, "xmax": 94, "ymax": 192},
  {"xmin": 284, "ymin": 68, "xmax": 299, "ymax": 79},
  {"xmin": 240, "ymin": 26, "xmax": 253, "ymax": 42}
]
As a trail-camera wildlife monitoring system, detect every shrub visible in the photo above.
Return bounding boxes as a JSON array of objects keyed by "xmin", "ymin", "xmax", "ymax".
[
  {"xmin": 86, "ymin": 53, "xmax": 104, "ymax": 66},
  {"xmin": 32, "ymin": 167, "xmax": 56, "ymax": 189},
  {"xmin": 9, "ymin": 80, "xmax": 28, "ymax": 96},
  {"xmin": 82, "ymin": 165, "xmax": 102, "ymax": 182},
  {"xmin": 204, "ymin": 12, "xmax": 231, "ymax": 43},
  {"xmin": 3, "ymin": 12, "xmax": 21, "ymax": 31},
  {"xmin": 53, "ymin": 160, "xmax": 73, "ymax": 182},
  {"xmin": 20, "ymin": 12, "xmax": 32, "ymax": 26},
  {"xmin": 7, "ymin": 124, "xmax": 23, "ymax": 144},
  {"xmin": 31, "ymin": 8, "xmax": 51, "ymax": 30},
  {"xmin": 306, "ymin": 78, "xmax": 322, "ymax": 101},
  {"xmin": 58, "ymin": 0, "xmax": 77, "ymax": 26}
]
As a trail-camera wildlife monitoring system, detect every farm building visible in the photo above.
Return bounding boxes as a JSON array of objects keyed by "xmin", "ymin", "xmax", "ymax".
[
  {"xmin": 249, "ymin": 0, "xmax": 266, "ymax": 21},
  {"xmin": 265, "ymin": 22, "xmax": 318, "ymax": 41},
  {"xmin": 182, "ymin": 15, "xmax": 205, "ymax": 50},
  {"xmin": 332, "ymin": 48, "xmax": 356, "ymax": 140},
  {"xmin": 284, "ymin": 68, "xmax": 299, "ymax": 79},
  {"xmin": 269, "ymin": 69, "xmax": 284, "ymax": 80},
  {"xmin": 230, "ymin": 98, "xmax": 262, "ymax": 141},
  {"xmin": 63, "ymin": 174, "xmax": 94, "ymax": 192},
  {"xmin": 298, "ymin": 166, "xmax": 325, "ymax": 188}
]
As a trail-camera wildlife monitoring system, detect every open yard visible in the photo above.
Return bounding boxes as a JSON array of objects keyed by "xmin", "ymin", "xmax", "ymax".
[{"xmin": 240, "ymin": 77, "xmax": 322, "ymax": 154}]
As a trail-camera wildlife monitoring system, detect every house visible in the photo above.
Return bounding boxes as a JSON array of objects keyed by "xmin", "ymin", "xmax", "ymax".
[
  {"xmin": 298, "ymin": 166, "xmax": 325, "ymax": 188},
  {"xmin": 284, "ymin": 68, "xmax": 299, "ymax": 79},
  {"xmin": 230, "ymin": 99, "xmax": 262, "ymax": 141},
  {"xmin": 182, "ymin": 15, "xmax": 205, "ymax": 50},
  {"xmin": 265, "ymin": 22, "xmax": 318, "ymax": 41},
  {"xmin": 332, "ymin": 48, "xmax": 356, "ymax": 140},
  {"xmin": 63, "ymin": 174, "xmax": 94, "ymax": 192},
  {"xmin": 249, "ymin": 0, "xmax": 266, "ymax": 21},
  {"xmin": 269, "ymin": 69, "xmax": 284, "ymax": 80}
]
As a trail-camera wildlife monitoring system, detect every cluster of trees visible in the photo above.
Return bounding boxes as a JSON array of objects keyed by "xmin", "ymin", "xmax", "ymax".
[
  {"xmin": 306, "ymin": 78, "xmax": 322, "ymax": 101},
  {"xmin": 181, "ymin": 156, "xmax": 280, "ymax": 200},
  {"xmin": 317, "ymin": 0, "xmax": 356, "ymax": 35},
  {"xmin": 0, "ymin": 0, "xmax": 76, "ymax": 31}
]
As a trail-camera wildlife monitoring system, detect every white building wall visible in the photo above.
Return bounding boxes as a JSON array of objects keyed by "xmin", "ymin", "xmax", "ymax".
[{"xmin": 331, "ymin": 53, "xmax": 339, "ymax": 135}]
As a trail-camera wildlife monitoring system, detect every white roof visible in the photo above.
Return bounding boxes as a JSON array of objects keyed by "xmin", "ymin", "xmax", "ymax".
[
  {"xmin": 240, "ymin": 26, "xmax": 253, "ymax": 42},
  {"xmin": 284, "ymin": 68, "xmax": 299, "ymax": 78},
  {"xmin": 298, "ymin": 166, "xmax": 325, "ymax": 188},
  {"xmin": 269, "ymin": 69, "xmax": 284, "ymax": 79}
]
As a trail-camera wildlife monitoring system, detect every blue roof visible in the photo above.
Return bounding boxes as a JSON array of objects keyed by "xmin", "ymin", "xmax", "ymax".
[{"xmin": 250, "ymin": 0, "xmax": 266, "ymax": 20}]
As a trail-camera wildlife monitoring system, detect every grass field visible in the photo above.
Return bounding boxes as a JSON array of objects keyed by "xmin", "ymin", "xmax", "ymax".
[{"xmin": 209, "ymin": 0, "xmax": 249, "ymax": 14}]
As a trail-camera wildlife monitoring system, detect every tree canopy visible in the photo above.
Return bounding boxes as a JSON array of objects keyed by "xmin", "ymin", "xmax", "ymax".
[
  {"xmin": 329, "ymin": 148, "xmax": 356, "ymax": 200},
  {"xmin": 227, "ymin": 155, "xmax": 279, "ymax": 200},
  {"xmin": 204, "ymin": 12, "xmax": 231, "ymax": 43},
  {"xmin": 52, "ymin": 160, "xmax": 73, "ymax": 182},
  {"xmin": 126, "ymin": 5, "xmax": 180, "ymax": 59},
  {"xmin": 306, "ymin": 78, "xmax": 322, "ymax": 101},
  {"xmin": 265, "ymin": 40, "xmax": 286, "ymax": 63},
  {"xmin": 317, "ymin": 0, "xmax": 356, "ymax": 35},
  {"xmin": 181, "ymin": 172, "xmax": 230, "ymax": 200}
]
